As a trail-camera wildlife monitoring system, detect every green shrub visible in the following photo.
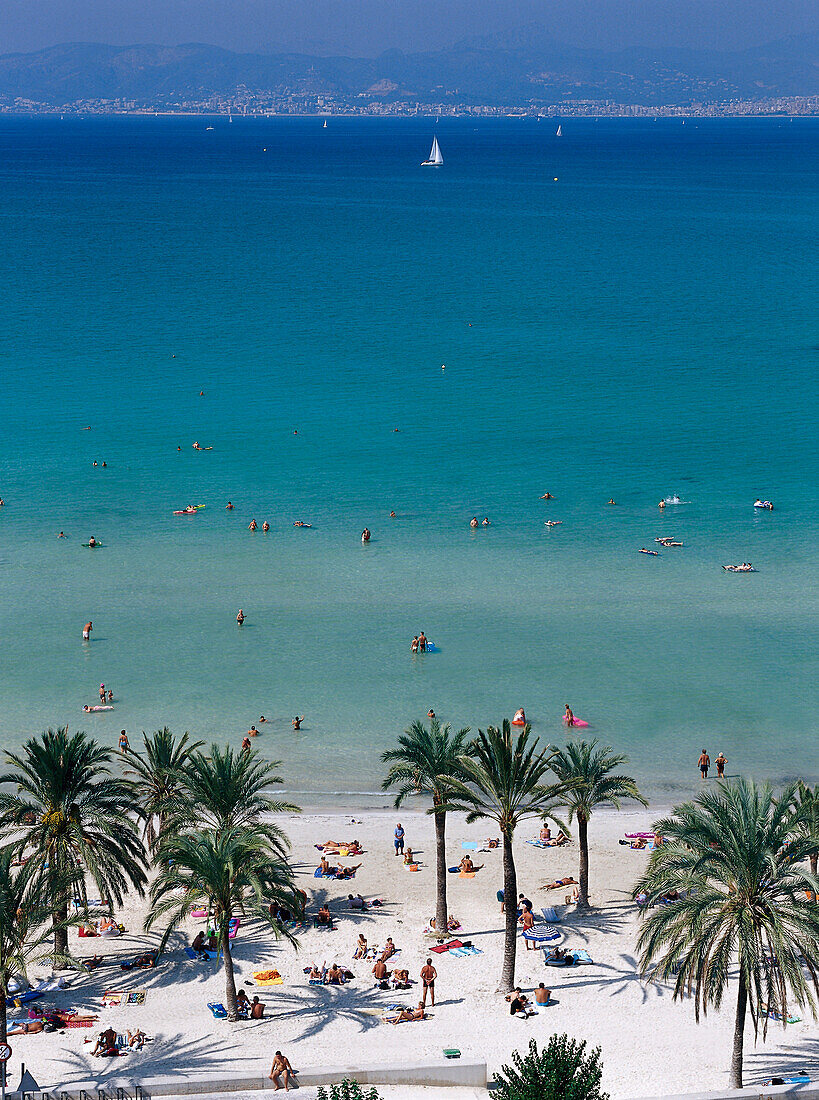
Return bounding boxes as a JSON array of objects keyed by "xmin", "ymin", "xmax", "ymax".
[
  {"xmin": 316, "ymin": 1080, "xmax": 381, "ymax": 1100},
  {"xmin": 494, "ymin": 1035, "xmax": 609, "ymax": 1100}
]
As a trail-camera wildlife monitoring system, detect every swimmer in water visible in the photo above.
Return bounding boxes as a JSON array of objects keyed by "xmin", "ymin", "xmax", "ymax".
[
  {"xmin": 83, "ymin": 621, "xmax": 93, "ymax": 641},
  {"xmin": 482, "ymin": 517, "xmax": 490, "ymax": 526},
  {"xmin": 262, "ymin": 521, "xmax": 270, "ymax": 532},
  {"xmin": 389, "ymin": 511, "xmax": 396, "ymax": 518},
  {"xmin": 193, "ymin": 442, "xmax": 201, "ymax": 450},
  {"xmin": 540, "ymin": 493, "xmax": 554, "ymax": 500},
  {"xmin": 427, "ymin": 709, "xmax": 435, "ymax": 719},
  {"xmin": 607, "ymin": 499, "xmax": 616, "ymax": 505},
  {"xmin": 248, "ymin": 520, "xmax": 257, "ymax": 531},
  {"xmin": 248, "ymin": 725, "xmax": 260, "ymax": 737},
  {"xmin": 237, "ymin": 609, "xmax": 245, "ymax": 625},
  {"xmin": 361, "ymin": 528, "xmax": 371, "ymax": 542},
  {"xmin": 259, "ymin": 715, "xmax": 267, "ymax": 723},
  {"xmin": 564, "ymin": 704, "xmax": 574, "ymax": 727},
  {"xmin": 292, "ymin": 715, "xmax": 304, "ymax": 730},
  {"xmin": 57, "ymin": 531, "xmax": 66, "ymax": 538},
  {"xmin": 88, "ymin": 536, "xmax": 97, "ymax": 547},
  {"xmin": 226, "ymin": 501, "xmax": 234, "ymax": 510},
  {"xmin": 241, "ymin": 736, "xmax": 251, "ymax": 752},
  {"xmin": 658, "ymin": 500, "xmax": 666, "ymax": 510},
  {"xmin": 470, "ymin": 517, "xmax": 479, "ymax": 528},
  {"xmin": 99, "ymin": 683, "xmax": 106, "ymax": 703}
]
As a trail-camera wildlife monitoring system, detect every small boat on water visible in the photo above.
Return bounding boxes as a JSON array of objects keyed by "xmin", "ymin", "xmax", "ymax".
[
  {"xmin": 421, "ymin": 136, "xmax": 443, "ymax": 166},
  {"xmin": 556, "ymin": 125, "xmax": 562, "ymax": 137},
  {"xmin": 323, "ymin": 119, "xmax": 327, "ymax": 129}
]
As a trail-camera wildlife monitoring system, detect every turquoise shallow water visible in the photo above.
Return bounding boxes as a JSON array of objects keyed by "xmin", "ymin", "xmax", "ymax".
[{"xmin": 0, "ymin": 115, "xmax": 816, "ymax": 803}]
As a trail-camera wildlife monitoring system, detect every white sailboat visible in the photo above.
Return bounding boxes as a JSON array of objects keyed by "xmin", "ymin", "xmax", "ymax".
[
  {"xmin": 323, "ymin": 119, "xmax": 327, "ymax": 129},
  {"xmin": 421, "ymin": 136, "xmax": 443, "ymax": 166},
  {"xmin": 556, "ymin": 124, "xmax": 562, "ymax": 137}
]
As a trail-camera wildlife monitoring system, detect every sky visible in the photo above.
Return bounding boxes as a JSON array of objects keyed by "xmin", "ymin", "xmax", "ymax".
[{"xmin": 0, "ymin": 0, "xmax": 816, "ymax": 57}]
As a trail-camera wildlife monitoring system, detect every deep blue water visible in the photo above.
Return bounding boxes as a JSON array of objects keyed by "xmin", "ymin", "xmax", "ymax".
[{"xmin": 0, "ymin": 115, "xmax": 816, "ymax": 804}]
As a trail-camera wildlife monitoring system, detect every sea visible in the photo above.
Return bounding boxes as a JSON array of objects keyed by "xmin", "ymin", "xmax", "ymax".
[{"xmin": 0, "ymin": 114, "xmax": 816, "ymax": 809}]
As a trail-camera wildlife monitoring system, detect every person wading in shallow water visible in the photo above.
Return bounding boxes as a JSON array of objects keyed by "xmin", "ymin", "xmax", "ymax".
[{"xmin": 698, "ymin": 748, "xmax": 711, "ymax": 780}]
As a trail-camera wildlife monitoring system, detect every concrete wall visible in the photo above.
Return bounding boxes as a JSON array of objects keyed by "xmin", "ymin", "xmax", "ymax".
[{"xmin": 13, "ymin": 1059, "xmax": 487, "ymax": 1098}]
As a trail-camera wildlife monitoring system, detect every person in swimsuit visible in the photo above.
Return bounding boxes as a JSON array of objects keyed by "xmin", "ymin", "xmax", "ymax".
[
  {"xmin": 248, "ymin": 725, "xmax": 260, "ymax": 737},
  {"xmin": 118, "ymin": 730, "xmax": 129, "ymax": 753},
  {"xmin": 394, "ymin": 824, "xmax": 405, "ymax": 855},
  {"xmin": 389, "ymin": 511, "xmax": 396, "ymax": 517},
  {"xmin": 361, "ymin": 528, "xmax": 371, "ymax": 542},
  {"xmin": 248, "ymin": 520, "xmax": 257, "ymax": 531},
  {"xmin": 427, "ymin": 708, "xmax": 435, "ymax": 719},
  {"xmin": 292, "ymin": 715, "xmax": 304, "ymax": 730},
  {"xmin": 607, "ymin": 499, "xmax": 616, "ymax": 505},
  {"xmin": 83, "ymin": 621, "xmax": 93, "ymax": 640},
  {"xmin": 482, "ymin": 517, "xmax": 490, "ymax": 525},
  {"xmin": 534, "ymin": 983, "xmax": 551, "ymax": 1005},
  {"xmin": 99, "ymin": 683, "xmax": 106, "ymax": 703},
  {"xmin": 715, "ymin": 751, "xmax": 727, "ymax": 778},
  {"xmin": 269, "ymin": 1051, "xmax": 295, "ymax": 1092},
  {"xmin": 107, "ymin": 690, "xmax": 113, "ymax": 702},
  {"xmin": 420, "ymin": 958, "xmax": 437, "ymax": 1006},
  {"xmin": 470, "ymin": 517, "xmax": 479, "ymax": 528},
  {"xmin": 236, "ymin": 609, "xmax": 245, "ymax": 625},
  {"xmin": 262, "ymin": 521, "xmax": 270, "ymax": 532},
  {"xmin": 226, "ymin": 501, "xmax": 234, "ymax": 509},
  {"xmin": 57, "ymin": 531, "xmax": 66, "ymax": 538},
  {"xmin": 658, "ymin": 500, "xmax": 666, "ymax": 509},
  {"xmin": 241, "ymin": 736, "xmax": 251, "ymax": 752},
  {"xmin": 699, "ymin": 749, "xmax": 710, "ymax": 779},
  {"xmin": 564, "ymin": 704, "xmax": 574, "ymax": 726},
  {"xmin": 88, "ymin": 536, "xmax": 97, "ymax": 547},
  {"xmin": 540, "ymin": 492, "xmax": 554, "ymax": 500},
  {"xmin": 418, "ymin": 632, "xmax": 428, "ymax": 652},
  {"xmin": 411, "ymin": 636, "xmax": 418, "ymax": 652}
]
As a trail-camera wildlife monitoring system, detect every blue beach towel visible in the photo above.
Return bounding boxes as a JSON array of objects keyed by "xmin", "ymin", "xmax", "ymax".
[
  {"xmin": 461, "ymin": 841, "xmax": 479, "ymax": 850},
  {"xmin": 207, "ymin": 1002, "xmax": 227, "ymax": 1019}
]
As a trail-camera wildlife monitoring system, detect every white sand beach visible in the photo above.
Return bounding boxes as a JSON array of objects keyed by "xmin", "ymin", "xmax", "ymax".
[{"xmin": 8, "ymin": 809, "xmax": 814, "ymax": 1098}]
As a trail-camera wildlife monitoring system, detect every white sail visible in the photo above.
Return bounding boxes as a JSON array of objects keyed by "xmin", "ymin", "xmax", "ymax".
[
  {"xmin": 323, "ymin": 119, "xmax": 327, "ymax": 128},
  {"xmin": 556, "ymin": 124, "xmax": 562, "ymax": 137},
  {"xmin": 422, "ymin": 136, "xmax": 443, "ymax": 166}
]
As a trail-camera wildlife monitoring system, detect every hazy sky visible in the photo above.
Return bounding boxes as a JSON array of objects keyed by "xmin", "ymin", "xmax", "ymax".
[{"xmin": 0, "ymin": 0, "xmax": 816, "ymax": 56}]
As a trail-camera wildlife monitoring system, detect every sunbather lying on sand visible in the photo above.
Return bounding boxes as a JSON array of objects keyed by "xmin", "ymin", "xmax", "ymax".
[
  {"xmin": 543, "ymin": 877, "xmax": 576, "ymax": 891},
  {"xmin": 619, "ymin": 837, "xmax": 647, "ymax": 849},
  {"xmin": 392, "ymin": 968, "xmax": 410, "ymax": 987},
  {"xmin": 318, "ymin": 840, "xmax": 362, "ymax": 854},
  {"xmin": 380, "ymin": 937, "xmax": 397, "ymax": 961},
  {"xmin": 387, "ymin": 1002, "xmax": 425, "ymax": 1023}
]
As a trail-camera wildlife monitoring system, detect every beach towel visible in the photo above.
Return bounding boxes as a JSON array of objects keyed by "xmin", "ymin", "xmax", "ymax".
[
  {"xmin": 207, "ymin": 1003, "xmax": 227, "ymax": 1019},
  {"xmin": 461, "ymin": 841, "xmax": 478, "ymax": 850},
  {"xmin": 448, "ymin": 866, "xmax": 459, "ymax": 874},
  {"xmin": 449, "ymin": 946, "xmax": 483, "ymax": 957},
  {"xmin": 443, "ymin": 1049, "xmax": 461, "ymax": 1059},
  {"xmin": 254, "ymin": 970, "xmax": 283, "ymax": 986},
  {"xmin": 459, "ymin": 871, "xmax": 476, "ymax": 879},
  {"xmin": 102, "ymin": 992, "xmax": 123, "ymax": 1007},
  {"xmin": 760, "ymin": 1002, "xmax": 801, "ymax": 1024}
]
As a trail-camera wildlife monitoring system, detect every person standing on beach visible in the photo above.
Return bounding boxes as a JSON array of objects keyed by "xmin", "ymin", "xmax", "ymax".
[
  {"xmin": 698, "ymin": 749, "xmax": 711, "ymax": 780},
  {"xmin": 420, "ymin": 959, "xmax": 437, "ymax": 1006},
  {"xmin": 83, "ymin": 621, "xmax": 93, "ymax": 641},
  {"xmin": 715, "ymin": 751, "xmax": 727, "ymax": 779},
  {"xmin": 394, "ymin": 823, "xmax": 405, "ymax": 856}
]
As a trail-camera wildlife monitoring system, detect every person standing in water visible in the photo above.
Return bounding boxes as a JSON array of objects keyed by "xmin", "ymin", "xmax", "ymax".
[
  {"xmin": 698, "ymin": 748, "xmax": 711, "ymax": 780},
  {"xmin": 83, "ymin": 621, "xmax": 93, "ymax": 641},
  {"xmin": 564, "ymin": 704, "xmax": 575, "ymax": 727},
  {"xmin": 119, "ymin": 730, "xmax": 129, "ymax": 753},
  {"xmin": 715, "ymin": 751, "xmax": 727, "ymax": 779},
  {"xmin": 237, "ymin": 609, "xmax": 245, "ymax": 625}
]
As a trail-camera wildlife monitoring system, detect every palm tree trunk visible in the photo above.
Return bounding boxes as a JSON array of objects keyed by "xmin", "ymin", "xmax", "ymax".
[
  {"xmin": 0, "ymin": 984, "xmax": 7, "ymax": 1044},
  {"xmin": 730, "ymin": 969, "xmax": 747, "ymax": 1088},
  {"xmin": 810, "ymin": 853, "xmax": 817, "ymax": 902},
  {"xmin": 577, "ymin": 813, "xmax": 590, "ymax": 908},
  {"xmin": 500, "ymin": 830, "xmax": 518, "ymax": 992},
  {"xmin": 222, "ymin": 925, "xmax": 239, "ymax": 1021},
  {"xmin": 53, "ymin": 899, "xmax": 68, "ymax": 958},
  {"xmin": 434, "ymin": 809, "xmax": 448, "ymax": 934}
]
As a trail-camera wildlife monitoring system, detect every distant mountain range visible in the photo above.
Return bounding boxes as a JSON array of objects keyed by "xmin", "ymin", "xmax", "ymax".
[{"xmin": 0, "ymin": 31, "xmax": 817, "ymax": 107}]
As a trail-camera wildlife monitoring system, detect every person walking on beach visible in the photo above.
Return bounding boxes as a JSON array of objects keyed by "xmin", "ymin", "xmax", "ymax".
[
  {"xmin": 698, "ymin": 748, "xmax": 711, "ymax": 780},
  {"xmin": 269, "ymin": 1051, "xmax": 295, "ymax": 1091},
  {"xmin": 83, "ymin": 620, "xmax": 93, "ymax": 641},
  {"xmin": 715, "ymin": 751, "xmax": 727, "ymax": 779},
  {"xmin": 394, "ymin": 823, "xmax": 405, "ymax": 856},
  {"xmin": 420, "ymin": 958, "xmax": 437, "ymax": 1006}
]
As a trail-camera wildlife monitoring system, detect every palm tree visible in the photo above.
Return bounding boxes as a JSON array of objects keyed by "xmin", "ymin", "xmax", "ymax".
[
  {"xmin": 448, "ymin": 720, "xmax": 569, "ymax": 991},
  {"xmin": 147, "ymin": 825, "xmax": 298, "ymax": 1020},
  {"xmin": 0, "ymin": 847, "xmax": 76, "ymax": 1042},
  {"xmin": 634, "ymin": 779, "xmax": 819, "ymax": 1089},
  {"xmin": 0, "ymin": 728, "xmax": 148, "ymax": 955},
  {"xmin": 382, "ymin": 718, "xmax": 471, "ymax": 935},
  {"xmin": 124, "ymin": 728, "xmax": 203, "ymax": 850},
  {"xmin": 174, "ymin": 744, "xmax": 299, "ymax": 852},
  {"xmin": 548, "ymin": 739, "xmax": 647, "ymax": 908},
  {"xmin": 795, "ymin": 782, "xmax": 819, "ymax": 898}
]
